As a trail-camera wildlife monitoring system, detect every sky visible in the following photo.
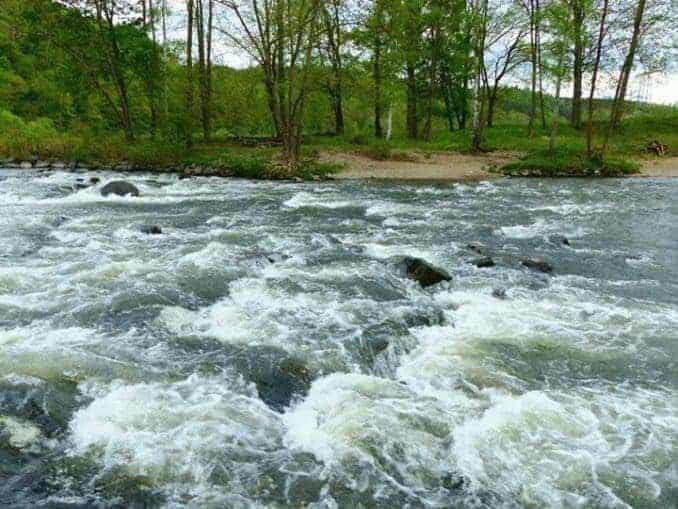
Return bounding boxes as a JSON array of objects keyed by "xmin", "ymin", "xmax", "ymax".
[{"xmin": 164, "ymin": 0, "xmax": 678, "ymax": 106}]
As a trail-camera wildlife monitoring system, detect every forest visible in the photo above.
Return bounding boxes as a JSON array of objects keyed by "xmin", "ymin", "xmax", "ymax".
[{"xmin": 0, "ymin": 0, "xmax": 676, "ymax": 177}]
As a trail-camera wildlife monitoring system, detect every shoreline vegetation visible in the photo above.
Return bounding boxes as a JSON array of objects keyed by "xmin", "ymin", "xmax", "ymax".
[
  {"xmin": 1, "ymin": 1, "xmax": 676, "ymax": 182},
  {"xmin": 1, "ymin": 110, "xmax": 675, "ymax": 181}
]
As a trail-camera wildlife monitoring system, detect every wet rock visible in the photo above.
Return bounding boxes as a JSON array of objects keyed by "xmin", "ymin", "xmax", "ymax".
[
  {"xmin": 472, "ymin": 256, "xmax": 495, "ymax": 268},
  {"xmin": 19, "ymin": 162, "xmax": 32, "ymax": 170},
  {"xmin": 399, "ymin": 257, "xmax": 451, "ymax": 288},
  {"xmin": 548, "ymin": 234, "xmax": 570, "ymax": 246},
  {"xmin": 521, "ymin": 256, "xmax": 553, "ymax": 273},
  {"xmin": 89, "ymin": 176, "xmax": 100, "ymax": 184},
  {"xmin": 140, "ymin": 225, "xmax": 162, "ymax": 235},
  {"xmin": 467, "ymin": 242, "xmax": 487, "ymax": 255},
  {"xmin": 51, "ymin": 215, "xmax": 69, "ymax": 228},
  {"xmin": 100, "ymin": 181, "xmax": 140, "ymax": 197},
  {"xmin": 492, "ymin": 287, "xmax": 507, "ymax": 299},
  {"xmin": 74, "ymin": 183, "xmax": 89, "ymax": 190},
  {"xmin": 266, "ymin": 253, "xmax": 290, "ymax": 264},
  {"xmin": 251, "ymin": 357, "xmax": 312, "ymax": 412}
]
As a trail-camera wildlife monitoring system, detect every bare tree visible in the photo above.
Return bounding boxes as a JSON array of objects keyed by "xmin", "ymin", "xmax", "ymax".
[
  {"xmin": 480, "ymin": 4, "xmax": 526, "ymax": 128},
  {"xmin": 320, "ymin": 0, "xmax": 346, "ymax": 135},
  {"xmin": 470, "ymin": 0, "xmax": 488, "ymax": 152},
  {"xmin": 586, "ymin": 0, "xmax": 608, "ymax": 158},
  {"xmin": 185, "ymin": 0, "xmax": 195, "ymax": 146},
  {"xmin": 218, "ymin": 0, "xmax": 325, "ymax": 162}
]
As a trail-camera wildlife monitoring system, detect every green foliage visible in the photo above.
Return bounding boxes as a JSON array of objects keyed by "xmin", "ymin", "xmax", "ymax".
[{"xmin": 499, "ymin": 149, "xmax": 640, "ymax": 177}]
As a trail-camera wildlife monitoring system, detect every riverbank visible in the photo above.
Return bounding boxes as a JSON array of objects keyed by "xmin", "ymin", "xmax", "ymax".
[
  {"xmin": 2, "ymin": 151, "xmax": 676, "ymax": 181},
  {"xmin": 325, "ymin": 151, "xmax": 678, "ymax": 180}
]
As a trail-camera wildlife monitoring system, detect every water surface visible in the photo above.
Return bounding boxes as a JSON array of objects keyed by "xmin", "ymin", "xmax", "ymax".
[{"xmin": 0, "ymin": 169, "xmax": 676, "ymax": 508}]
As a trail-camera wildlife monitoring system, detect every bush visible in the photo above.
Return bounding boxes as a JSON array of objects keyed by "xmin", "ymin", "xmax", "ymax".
[{"xmin": 500, "ymin": 149, "xmax": 640, "ymax": 177}]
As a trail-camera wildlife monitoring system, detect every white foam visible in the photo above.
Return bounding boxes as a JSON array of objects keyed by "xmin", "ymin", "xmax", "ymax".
[
  {"xmin": 0, "ymin": 415, "xmax": 45, "ymax": 452},
  {"xmin": 69, "ymin": 375, "xmax": 280, "ymax": 497}
]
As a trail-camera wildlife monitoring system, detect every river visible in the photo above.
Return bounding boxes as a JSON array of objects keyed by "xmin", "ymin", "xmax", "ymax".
[{"xmin": 0, "ymin": 169, "xmax": 676, "ymax": 508}]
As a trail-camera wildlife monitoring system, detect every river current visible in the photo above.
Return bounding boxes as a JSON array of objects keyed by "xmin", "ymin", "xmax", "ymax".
[{"xmin": 0, "ymin": 169, "xmax": 676, "ymax": 508}]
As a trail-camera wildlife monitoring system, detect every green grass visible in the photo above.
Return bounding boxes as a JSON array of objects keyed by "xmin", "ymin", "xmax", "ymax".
[
  {"xmin": 498, "ymin": 149, "xmax": 640, "ymax": 177},
  {"xmin": 2, "ymin": 103, "xmax": 675, "ymax": 180}
]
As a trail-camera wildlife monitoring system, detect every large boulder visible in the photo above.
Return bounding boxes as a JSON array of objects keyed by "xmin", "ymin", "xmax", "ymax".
[
  {"xmin": 400, "ymin": 257, "xmax": 451, "ymax": 288},
  {"xmin": 521, "ymin": 256, "xmax": 553, "ymax": 273},
  {"xmin": 100, "ymin": 181, "xmax": 139, "ymax": 197}
]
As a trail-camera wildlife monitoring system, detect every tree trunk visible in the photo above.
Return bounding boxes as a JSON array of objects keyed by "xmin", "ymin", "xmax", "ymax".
[
  {"xmin": 528, "ymin": 0, "xmax": 536, "ymax": 137},
  {"xmin": 571, "ymin": 0, "xmax": 584, "ymax": 128},
  {"xmin": 602, "ymin": 0, "xmax": 646, "ymax": 158},
  {"xmin": 609, "ymin": 0, "xmax": 646, "ymax": 131},
  {"xmin": 373, "ymin": 36, "xmax": 383, "ymax": 138},
  {"xmin": 549, "ymin": 53, "xmax": 564, "ymax": 155},
  {"xmin": 185, "ymin": 0, "xmax": 195, "ymax": 147},
  {"xmin": 406, "ymin": 60, "xmax": 418, "ymax": 139},
  {"xmin": 471, "ymin": 0, "xmax": 487, "ymax": 152},
  {"xmin": 586, "ymin": 0, "xmax": 609, "ymax": 159}
]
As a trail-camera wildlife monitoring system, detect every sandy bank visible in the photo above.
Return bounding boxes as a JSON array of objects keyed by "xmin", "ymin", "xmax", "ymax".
[{"xmin": 324, "ymin": 150, "xmax": 678, "ymax": 181}]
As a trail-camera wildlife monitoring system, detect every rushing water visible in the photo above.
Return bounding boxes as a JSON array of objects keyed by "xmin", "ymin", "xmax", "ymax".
[{"xmin": 0, "ymin": 168, "xmax": 676, "ymax": 508}]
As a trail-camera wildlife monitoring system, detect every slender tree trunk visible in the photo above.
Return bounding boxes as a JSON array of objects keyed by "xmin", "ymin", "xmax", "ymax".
[
  {"xmin": 609, "ymin": 0, "xmax": 646, "ymax": 131},
  {"xmin": 535, "ymin": 0, "xmax": 546, "ymax": 129},
  {"xmin": 470, "ymin": 0, "xmax": 487, "ymax": 152},
  {"xmin": 586, "ymin": 0, "xmax": 609, "ymax": 159},
  {"xmin": 571, "ymin": 0, "xmax": 584, "ymax": 128},
  {"xmin": 99, "ymin": 1, "xmax": 134, "ymax": 140},
  {"xmin": 423, "ymin": 26, "xmax": 439, "ymax": 141},
  {"xmin": 185, "ymin": 0, "xmax": 195, "ymax": 147},
  {"xmin": 528, "ymin": 0, "xmax": 536, "ymax": 137},
  {"xmin": 549, "ymin": 53, "xmax": 564, "ymax": 155},
  {"xmin": 373, "ymin": 35, "xmax": 383, "ymax": 138},
  {"xmin": 406, "ymin": 60, "xmax": 418, "ymax": 139},
  {"xmin": 196, "ymin": 0, "xmax": 209, "ymax": 142},
  {"xmin": 602, "ymin": 0, "xmax": 646, "ymax": 159}
]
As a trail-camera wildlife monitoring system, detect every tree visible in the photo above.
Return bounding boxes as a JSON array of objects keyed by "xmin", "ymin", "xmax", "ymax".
[
  {"xmin": 195, "ymin": 0, "xmax": 214, "ymax": 141},
  {"xmin": 470, "ymin": 0, "xmax": 488, "ymax": 152},
  {"xmin": 219, "ymin": 0, "xmax": 326, "ymax": 162},
  {"xmin": 320, "ymin": 0, "xmax": 347, "ymax": 135},
  {"xmin": 480, "ymin": 2, "xmax": 527, "ymax": 128},
  {"xmin": 185, "ymin": 0, "xmax": 195, "ymax": 146},
  {"xmin": 585, "ymin": 0, "xmax": 608, "ymax": 158}
]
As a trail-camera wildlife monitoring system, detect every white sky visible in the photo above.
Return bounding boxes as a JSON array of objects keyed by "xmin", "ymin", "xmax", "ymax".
[{"xmin": 163, "ymin": 0, "xmax": 678, "ymax": 106}]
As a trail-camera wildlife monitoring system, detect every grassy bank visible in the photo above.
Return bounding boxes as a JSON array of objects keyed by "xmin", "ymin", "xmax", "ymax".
[{"xmin": 1, "ymin": 107, "xmax": 675, "ymax": 179}]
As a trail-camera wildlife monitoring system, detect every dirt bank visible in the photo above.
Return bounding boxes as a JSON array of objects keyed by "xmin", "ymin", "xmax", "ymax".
[
  {"xmin": 324, "ymin": 150, "xmax": 678, "ymax": 181},
  {"xmin": 324, "ymin": 151, "xmax": 514, "ymax": 181}
]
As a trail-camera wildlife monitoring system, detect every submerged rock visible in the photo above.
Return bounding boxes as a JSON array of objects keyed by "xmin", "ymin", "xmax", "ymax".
[
  {"xmin": 51, "ymin": 215, "xmax": 69, "ymax": 228},
  {"xmin": 100, "ymin": 181, "xmax": 140, "ymax": 197},
  {"xmin": 89, "ymin": 176, "xmax": 101, "ymax": 184},
  {"xmin": 266, "ymin": 253, "xmax": 291, "ymax": 264},
  {"xmin": 548, "ymin": 234, "xmax": 570, "ymax": 246},
  {"xmin": 140, "ymin": 225, "xmax": 162, "ymax": 235},
  {"xmin": 492, "ymin": 287, "xmax": 507, "ymax": 299},
  {"xmin": 251, "ymin": 357, "xmax": 312, "ymax": 412},
  {"xmin": 521, "ymin": 256, "xmax": 553, "ymax": 273},
  {"xmin": 399, "ymin": 257, "xmax": 451, "ymax": 288},
  {"xmin": 466, "ymin": 242, "xmax": 488, "ymax": 255},
  {"xmin": 472, "ymin": 256, "xmax": 495, "ymax": 268}
]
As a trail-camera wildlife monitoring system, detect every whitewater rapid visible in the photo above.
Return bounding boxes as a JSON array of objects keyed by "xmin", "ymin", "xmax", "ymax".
[{"xmin": 0, "ymin": 168, "xmax": 676, "ymax": 508}]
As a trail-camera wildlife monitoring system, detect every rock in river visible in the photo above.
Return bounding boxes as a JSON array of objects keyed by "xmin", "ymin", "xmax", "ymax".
[
  {"xmin": 548, "ymin": 234, "xmax": 570, "ymax": 246},
  {"xmin": 100, "ymin": 181, "xmax": 139, "ymax": 197},
  {"xmin": 521, "ymin": 256, "xmax": 553, "ymax": 273},
  {"xmin": 140, "ymin": 225, "xmax": 162, "ymax": 235},
  {"xmin": 472, "ymin": 256, "xmax": 495, "ymax": 268},
  {"xmin": 400, "ymin": 257, "xmax": 451, "ymax": 288}
]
